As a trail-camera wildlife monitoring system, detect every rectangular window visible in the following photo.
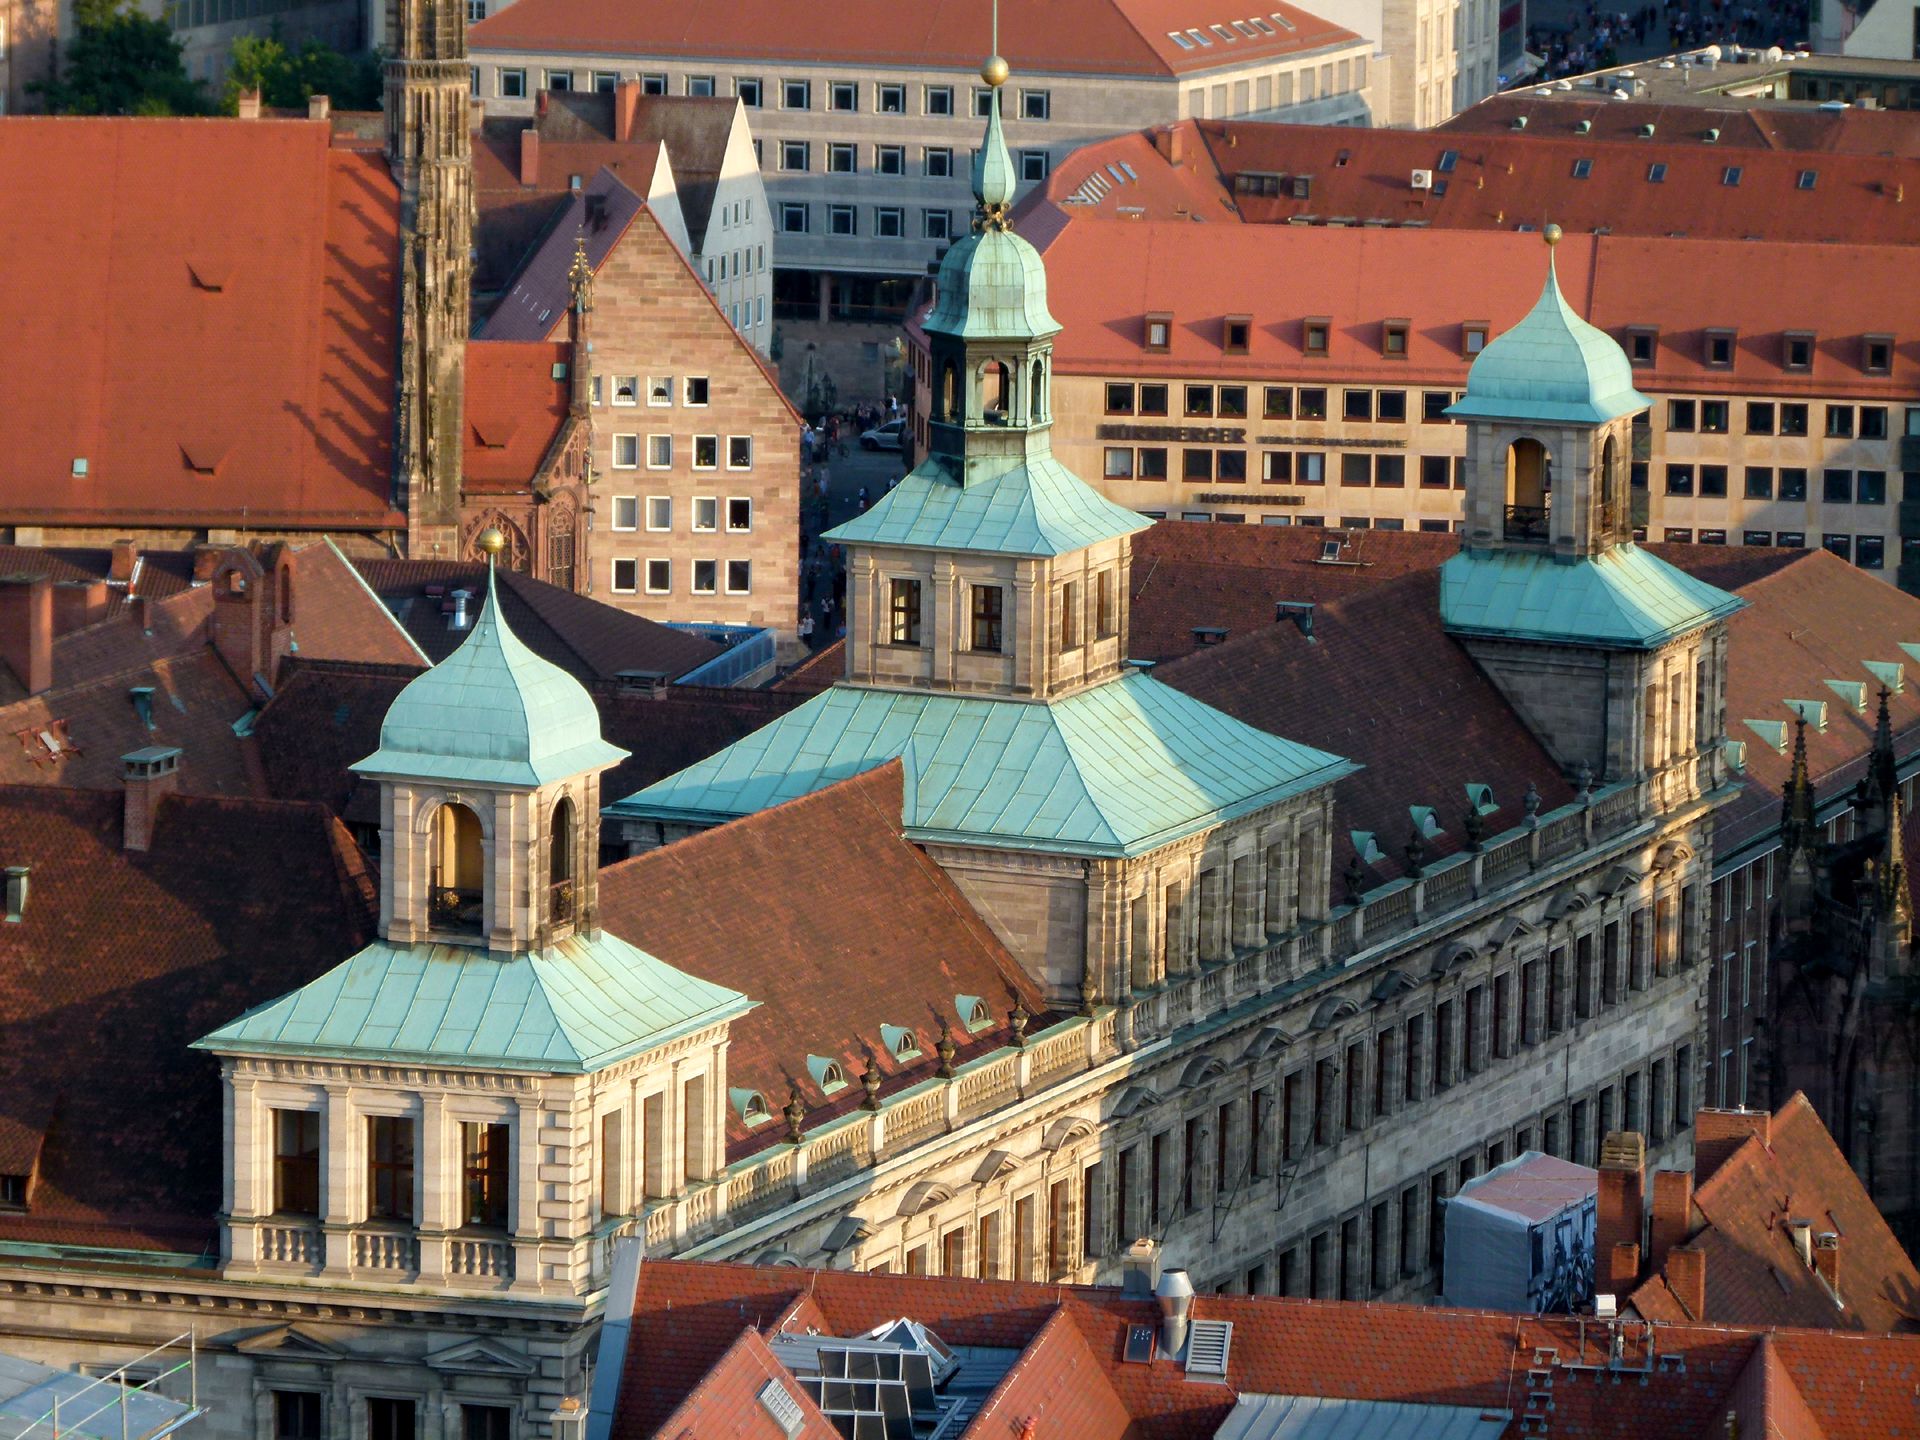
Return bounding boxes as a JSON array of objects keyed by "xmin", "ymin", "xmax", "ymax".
[
  {"xmin": 1298, "ymin": 388, "xmax": 1328, "ymax": 420},
  {"xmin": 1304, "ymin": 319, "xmax": 1330, "ymax": 354},
  {"xmin": 1422, "ymin": 390, "xmax": 1453, "ymax": 423},
  {"xmin": 611, "ymin": 559, "xmax": 638, "ymax": 594},
  {"xmin": 1859, "ymin": 535, "xmax": 1887, "ymax": 569},
  {"xmin": 1297, "ymin": 452, "xmax": 1326, "ymax": 484},
  {"xmin": 641, "ymin": 74, "xmax": 666, "ymax": 95},
  {"xmin": 1418, "ymin": 455, "xmax": 1449, "ymax": 488},
  {"xmin": 923, "ymin": 209, "xmax": 952, "ymax": 240},
  {"xmin": 725, "ymin": 497, "xmax": 753, "ymax": 533},
  {"xmin": 599, "ymin": 1110, "xmax": 623, "ymax": 1216},
  {"xmin": 1780, "ymin": 467, "xmax": 1808, "ymax": 501},
  {"xmin": 736, "ymin": 77, "xmax": 762, "ymax": 106},
  {"xmin": 1138, "ymin": 448, "xmax": 1168, "ymax": 480},
  {"xmin": 610, "ymin": 375, "xmax": 639, "ymax": 406},
  {"xmin": 782, "ymin": 79, "xmax": 811, "ymax": 109},
  {"xmin": 1096, "ymin": 571, "xmax": 1116, "ymax": 638},
  {"xmin": 1375, "ymin": 455, "xmax": 1405, "ymax": 488},
  {"xmin": 890, "ymin": 578, "xmax": 923, "ymax": 645},
  {"xmin": 1183, "ymin": 449, "xmax": 1214, "ymax": 482},
  {"xmin": 1139, "ymin": 383, "xmax": 1168, "ymax": 416},
  {"xmin": 460, "ymin": 1122, "xmax": 509, "ymax": 1229},
  {"xmin": 1824, "ymin": 533, "xmax": 1853, "ymax": 563},
  {"xmin": 1705, "ymin": 330, "xmax": 1736, "ymax": 367},
  {"xmin": 1105, "ymin": 383, "xmax": 1135, "ymax": 415},
  {"xmin": 272, "ymin": 1110, "xmax": 320, "ymax": 1216},
  {"xmin": 366, "ymin": 1399, "xmax": 416, "ymax": 1440},
  {"xmin": 1344, "ymin": 388, "xmax": 1373, "ymax": 422},
  {"xmin": 926, "ymin": 85, "xmax": 954, "ymax": 115},
  {"xmin": 974, "ymin": 87, "xmax": 994, "ymax": 118},
  {"xmin": 830, "ymin": 80, "xmax": 857, "ymax": 110},
  {"xmin": 1826, "ymin": 404, "xmax": 1855, "ymax": 439},
  {"xmin": 1667, "ymin": 399, "xmax": 1696, "ymax": 432},
  {"xmin": 925, "ymin": 146, "xmax": 954, "ymax": 177},
  {"xmin": 1700, "ymin": 400, "xmax": 1729, "ymax": 434},
  {"xmin": 692, "ymin": 560, "xmax": 717, "ymax": 595},
  {"xmin": 876, "ymin": 144, "xmax": 905, "ymax": 175},
  {"xmin": 611, "ymin": 434, "xmax": 639, "ymax": 470},
  {"xmin": 1377, "ymin": 390, "xmax": 1407, "ymax": 423},
  {"xmin": 1781, "ymin": 403, "xmax": 1810, "ymax": 436},
  {"xmin": 646, "ymin": 435, "xmax": 672, "ymax": 469},
  {"xmin": 367, "ymin": 1116, "xmax": 415, "ymax": 1222},
  {"xmin": 1264, "ymin": 386, "xmax": 1293, "ymax": 420},
  {"xmin": 1824, "ymin": 469, "xmax": 1853, "ymax": 504},
  {"xmin": 692, "ymin": 435, "xmax": 719, "ymax": 470},
  {"xmin": 1627, "ymin": 328, "xmax": 1657, "ymax": 365},
  {"xmin": 1224, "ymin": 316, "xmax": 1251, "ymax": 354},
  {"xmin": 1218, "ymin": 451, "xmax": 1248, "ymax": 483},
  {"xmin": 1700, "ymin": 465, "xmax": 1727, "ymax": 497},
  {"xmin": 685, "ymin": 74, "xmax": 714, "ymax": 96},
  {"xmin": 725, "ymin": 560, "xmax": 752, "ymax": 594},
  {"xmin": 1022, "ymin": 89, "xmax": 1051, "ymax": 119},
  {"xmin": 1665, "ymin": 464, "xmax": 1694, "ymax": 496},
  {"xmin": 828, "ymin": 205, "xmax": 856, "ymax": 236},
  {"xmin": 827, "ymin": 142, "xmax": 856, "ymax": 173},
  {"xmin": 647, "ymin": 375, "xmax": 673, "ymax": 406},
  {"xmin": 1747, "ymin": 402, "xmax": 1774, "ymax": 435},
  {"xmin": 644, "ymin": 559, "xmax": 671, "ymax": 594},
  {"xmin": 1185, "ymin": 384, "xmax": 1214, "ymax": 418},
  {"xmin": 498, "ymin": 68, "xmax": 527, "ymax": 99},
  {"xmin": 727, "ymin": 435, "xmax": 753, "ymax": 470},
  {"xmin": 971, "ymin": 586, "xmax": 1004, "ymax": 653},
  {"xmin": 1145, "ymin": 315, "xmax": 1172, "ymax": 351},
  {"xmin": 274, "ymin": 1391, "xmax": 322, "ymax": 1440},
  {"xmin": 875, "ymin": 207, "xmax": 904, "ymax": 237},
  {"xmin": 1103, "ymin": 447, "xmax": 1134, "ymax": 479},
  {"xmin": 1744, "ymin": 467, "xmax": 1773, "ymax": 499},
  {"xmin": 1061, "ymin": 580, "xmax": 1082, "ymax": 650},
  {"xmin": 1785, "ymin": 333, "xmax": 1814, "ymax": 371},
  {"xmin": 877, "ymin": 82, "xmax": 905, "ymax": 113},
  {"xmin": 1019, "ymin": 150, "xmax": 1049, "ymax": 182},
  {"xmin": 1744, "ymin": 529, "xmax": 1773, "ymax": 546},
  {"xmin": 779, "ymin": 202, "xmax": 808, "ymax": 233},
  {"xmin": 546, "ymin": 69, "xmax": 575, "ymax": 93},
  {"xmin": 1862, "ymin": 406, "xmax": 1889, "ymax": 440},
  {"xmin": 780, "ymin": 139, "xmax": 809, "ymax": 171},
  {"xmin": 462, "ymin": 1406, "xmax": 512, "ymax": 1440},
  {"xmin": 1341, "ymin": 453, "xmax": 1372, "ymax": 486},
  {"xmin": 692, "ymin": 496, "xmax": 718, "ymax": 532},
  {"xmin": 1261, "ymin": 451, "xmax": 1292, "ymax": 484}
]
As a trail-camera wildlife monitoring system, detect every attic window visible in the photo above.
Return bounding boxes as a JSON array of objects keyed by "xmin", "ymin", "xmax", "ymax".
[
  {"xmin": 1145, "ymin": 313, "xmax": 1172, "ymax": 351},
  {"xmin": 807, "ymin": 1055, "xmax": 848, "ymax": 1095},
  {"xmin": 1169, "ymin": 30, "xmax": 1195, "ymax": 47},
  {"xmin": 71, "ymin": 458, "xmax": 88, "ymax": 478},
  {"xmin": 1269, "ymin": 11, "xmax": 1295, "ymax": 29},
  {"xmin": 1797, "ymin": 169, "xmax": 1817, "ymax": 190},
  {"xmin": 1626, "ymin": 327, "xmax": 1658, "ymax": 366},
  {"xmin": 1865, "ymin": 334, "xmax": 1894, "ymax": 375},
  {"xmin": 4, "ymin": 866, "xmax": 27, "ymax": 923},
  {"xmin": 1705, "ymin": 329, "xmax": 1736, "ymax": 368},
  {"xmin": 957, "ymin": 994, "xmax": 993, "ymax": 1033},
  {"xmin": 758, "ymin": 1379, "xmax": 804, "ymax": 1440},
  {"xmin": 732, "ymin": 1088, "xmax": 773, "ymax": 1127},
  {"xmin": 1223, "ymin": 315, "xmax": 1251, "ymax": 354},
  {"xmin": 1461, "ymin": 322, "xmax": 1488, "ymax": 356},
  {"xmin": 1647, "ymin": 163, "xmax": 1667, "ymax": 182},
  {"xmin": 1784, "ymin": 332, "xmax": 1815, "ymax": 372},
  {"xmin": 1303, "ymin": 318, "xmax": 1330, "ymax": 354},
  {"xmin": 1186, "ymin": 27, "xmax": 1210, "ymax": 46},
  {"xmin": 1436, "ymin": 149, "xmax": 1459, "ymax": 173},
  {"xmin": 881, "ymin": 1024, "xmax": 923, "ymax": 1062},
  {"xmin": 1382, "ymin": 319, "xmax": 1409, "ymax": 356},
  {"xmin": 0, "ymin": 1175, "xmax": 25, "ymax": 1210},
  {"xmin": 1571, "ymin": 158, "xmax": 1592, "ymax": 179},
  {"xmin": 1722, "ymin": 165, "xmax": 1743, "ymax": 186}
]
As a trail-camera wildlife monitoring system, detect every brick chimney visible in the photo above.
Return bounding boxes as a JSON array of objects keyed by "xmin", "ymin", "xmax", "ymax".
[
  {"xmin": 1648, "ymin": 1168, "xmax": 1694, "ymax": 1274},
  {"xmin": 1604, "ymin": 1240, "xmax": 1641, "ymax": 1297},
  {"xmin": 1695, "ymin": 1106, "xmax": 1771, "ymax": 1185},
  {"xmin": 1595, "ymin": 1130, "xmax": 1646, "ymax": 1288},
  {"xmin": 236, "ymin": 87, "xmax": 262, "ymax": 119},
  {"xmin": 520, "ymin": 127, "xmax": 540, "ymax": 186},
  {"xmin": 614, "ymin": 80, "xmax": 641, "ymax": 143},
  {"xmin": 1167, "ymin": 124, "xmax": 1186, "ymax": 166},
  {"xmin": 108, "ymin": 538, "xmax": 138, "ymax": 583},
  {"xmin": 1813, "ymin": 1232, "xmax": 1841, "ymax": 1299},
  {"xmin": 0, "ymin": 574, "xmax": 53, "ymax": 696},
  {"xmin": 1667, "ymin": 1245, "xmax": 1707, "ymax": 1319},
  {"xmin": 122, "ymin": 747, "xmax": 181, "ymax": 853}
]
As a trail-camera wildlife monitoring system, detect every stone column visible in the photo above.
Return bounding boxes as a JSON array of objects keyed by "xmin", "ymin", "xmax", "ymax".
[
  {"xmin": 321, "ymin": 1084, "xmax": 356, "ymax": 1276},
  {"xmin": 418, "ymin": 1094, "xmax": 450, "ymax": 1283}
]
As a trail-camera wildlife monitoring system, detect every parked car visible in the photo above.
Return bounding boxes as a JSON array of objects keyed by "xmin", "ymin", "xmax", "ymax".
[{"xmin": 860, "ymin": 419, "xmax": 905, "ymax": 451}]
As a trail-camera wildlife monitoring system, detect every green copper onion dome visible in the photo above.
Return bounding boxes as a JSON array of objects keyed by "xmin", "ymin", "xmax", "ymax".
[{"xmin": 1448, "ymin": 225, "xmax": 1651, "ymax": 426}]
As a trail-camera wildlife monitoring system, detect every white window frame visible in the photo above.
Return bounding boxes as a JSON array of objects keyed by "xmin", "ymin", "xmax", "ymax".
[
  {"xmin": 875, "ymin": 207, "xmax": 904, "ymax": 238},
  {"xmin": 645, "ymin": 496, "xmax": 672, "ymax": 531},
  {"xmin": 925, "ymin": 147, "xmax": 954, "ymax": 178},
  {"xmin": 499, "ymin": 68, "xmax": 527, "ymax": 99},
  {"xmin": 646, "ymin": 435, "xmax": 673, "ymax": 470},
  {"xmin": 590, "ymin": 375, "xmax": 603, "ymax": 406},
  {"xmin": 691, "ymin": 559, "xmax": 718, "ymax": 595},
  {"xmin": 692, "ymin": 496, "xmax": 719, "ymax": 533},
  {"xmin": 610, "ymin": 496, "xmax": 639, "ymax": 531},
  {"xmin": 611, "ymin": 558, "xmax": 639, "ymax": 594},
  {"xmin": 727, "ymin": 435, "xmax": 754, "ymax": 470},
  {"xmin": 685, "ymin": 376, "xmax": 710, "ymax": 407},
  {"xmin": 726, "ymin": 497, "xmax": 753, "ymax": 533},
  {"xmin": 1022, "ymin": 89, "xmax": 1052, "ymax": 119},
  {"xmin": 782, "ymin": 78, "xmax": 810, "ymax": 109},
  {"xmin": 692, "ymin": 435, "xmax": 720, "ymax": 471},
  {"xmin": 611, "ymin": 434, "xmax": 639, "ymax": 469},
  {"xmin": 780, "ymin": 139, "xmax": 809, "ymax": 172},
  {"xmin": 725, "ymin": 559, "xmax": 753, "ymax": 595},
  {"xmin": 646, "ymin": 376, "xmax": 673, "ymax": 407},
  {"xmin": 610, "ymin": 375, "xmax": 638, "ymax": 406},
  {"xmin": 644, "ymin": 559, "xmax": 672, "ymax": 595}
]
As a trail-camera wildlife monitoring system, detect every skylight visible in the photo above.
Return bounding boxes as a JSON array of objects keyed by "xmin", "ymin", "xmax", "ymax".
[
  {"xmin": 1169, "ymin": 29, "xmax": 1195, "ymax": 47},
  {"xmin": 1188, "ymin": 26, "xmax": 1212, "ymax": 44},
  {"xmin": 1251, "ymin": 15, "xmax": 1276, "ymax": 31},
  {"xmin": 1270, "ymin": 10, "xmax": 1296, "ymax": 28},
  {"xmin": 1436, "ymin": 149, "xmax": 1459, "ymax": 172},
  {"xmin": 1211, "ymin": 23, "xmax": 1237, "ymax": 40}
]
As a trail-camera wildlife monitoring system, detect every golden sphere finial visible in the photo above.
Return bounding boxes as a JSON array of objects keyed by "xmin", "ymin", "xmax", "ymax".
[
  {"xmin": 1543, "ymin": 222, "xmax": 1564, "ymax": 248},
  {"xmin": 981, "ymin": 54, "xmax": 1010, "ymax": 87},
  {"xmin": 477, "ymin": 527, "xmax": 506, "ymax": 557}
]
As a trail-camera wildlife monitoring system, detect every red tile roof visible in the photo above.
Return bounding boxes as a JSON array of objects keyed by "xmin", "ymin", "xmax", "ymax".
[
  {"xmin": 0, "ymin": 787, "xmax": 375, "ymax": 1251},
  {"xmin": 1652, "ymin": 544, "xmax": 1920, "ymax": 855},
  {"xmin": 651, "ymin": 1327, "xmax": 843, "ymax": 1440},
  {"xmin": 1628, "ymin": 1094, "xmax": 1920, "ymax": 1332},
  {"xmin": 770, "ymin": 640, "xmax": 846, "ymax": 696},
  {"xmin": 0, "ymin": 119, "xmax": 403, "ymax": 531},
  {"xmin": 464, "ymin": 341, "xmax": 574, "ymax": 490},
  {"xmin": 1443, "ymin": 93, "xmax": 1920, "ymax": 157},
  {"xmin": 596, "ymin": 762, "xmax": 1048, "ymax": 1150},
  {"xmin": 613, "ymin": 1259, "xmax": 1920, "ymax": 1440},
  {"xmin": 1031, "ymin": 214, "xmax": 1920, "ymax": 400},
  {"xmin": 353, "ymin": 559, "xmax": 723, "ymax": 682},
  {"xmin": 469, "ymin": 0, "xmax": 1361, "ymax": 79}
]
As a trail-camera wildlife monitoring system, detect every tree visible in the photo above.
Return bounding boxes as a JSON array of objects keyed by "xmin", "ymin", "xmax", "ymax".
[
  {"xmin": 35, "ymin": 0, "xmax": 209, "ymax": 115},
  {"xmin": 222, "ymin": 32, "xmax": 382, "ymax": 114}
]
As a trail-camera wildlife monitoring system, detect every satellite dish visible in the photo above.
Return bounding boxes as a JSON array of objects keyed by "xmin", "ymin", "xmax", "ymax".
[
  {"xmin": 1611, "ymin": 88, "xmax": 1630, "ymax": 99},
  {"xmin": 1701, "ymin": 43, "xmax": 1723, "ymax": 60},
  {"xmin": 1765, "ymin": 44, "xmax": 1785, "ymax": 60}
]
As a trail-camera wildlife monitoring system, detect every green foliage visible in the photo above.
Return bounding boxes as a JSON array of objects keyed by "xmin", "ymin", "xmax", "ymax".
[
  {"xmin": 35, "ymin": 0, "xmax": 210, "ymax": 115},
  {"xmin": 221, "ymin": 33, "xmax": 383, "ymax": 114}
]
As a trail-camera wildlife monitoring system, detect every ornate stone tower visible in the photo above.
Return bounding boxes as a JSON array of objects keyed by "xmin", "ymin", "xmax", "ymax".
[
  {"xmin": 386, "ymin": 0, "xmax": 472, "ymax": 558},
  {"xmin": 1439, "ymin": 226, "xmax": 1743, "ymax": 809}
]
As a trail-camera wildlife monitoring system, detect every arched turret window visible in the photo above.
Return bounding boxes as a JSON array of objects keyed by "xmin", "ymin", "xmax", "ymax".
[
  {"xmin": 431, "ymin": 801, "xmax": 485, "ymax": 933},
  {"xmin": 1030, "ymin": 358, "xmax": 1046, "ymax": 420},
  {"xmin": 1600, "ymin": 435, "xmax": 1620, "ymax": 535},
  {"xmin": 1504, "ymin": 438, "xmax": 1552, "ymax": 542},
  {"xmin": 549, "ymin": 795, "xmax": 577, "ymax": 926},
  {"xmin": 981, "ymin": 361, "xmax": 1010, "ymax": 425},
  {"xmin": 939, "ymin": 362, "xmax": 958, "ymax": 422}
]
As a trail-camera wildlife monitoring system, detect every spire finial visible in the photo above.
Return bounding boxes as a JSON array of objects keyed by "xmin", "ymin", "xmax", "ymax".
[
  {"xmin": 477, "ymin": 526, "xmax": 506, "ymax": 576},
  {"xmin": 972, "ymin": 7, "xmax": 1016, "ymax": 227},
  {"xmin": 982, "ymin": 0, "xmax": 1006, "ymax": 85},
  {"xmin": 1542, "ymin": 222, "xmax": 1564, "ymax": 247},
  {"xmin": 567, "ymin": 233, "xmax": 594, "ymax": 312}
]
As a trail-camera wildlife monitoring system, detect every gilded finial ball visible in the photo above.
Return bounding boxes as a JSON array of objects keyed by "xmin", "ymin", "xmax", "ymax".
[
  {"xmin": 1543, "ymin": 222, "xmax": 1564, "ymax": 247},
  {"xmin": 477, "ymin": 527, "xmax": 507, "ymax": 557},
  {"xmin": 981, "ymin": 54, "xmax": 1010, "ymax": 87}
]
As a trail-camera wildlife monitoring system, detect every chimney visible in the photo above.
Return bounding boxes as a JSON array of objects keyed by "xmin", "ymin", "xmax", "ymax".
[
  {"xmin": 1604, "ymin": 1240, "xmax": 1641, "ymax": 1298},
  {"xmin": 122, "ymin": 747, "xmax": 182, "ymax": 853},
  {"xmin": 1595, "ymin": 1131, "xmax": 1646, "ymax": 1286},
  {"xmin": 0, "ymin": 574, "xmax": 54, "ymax": 696},
  {"xmin": 236, "ymin": 87, "xmax": 262, "ymax": 119},
  {"xmin": 1813, "ymin": 1232, "xmax": 1841, "ymax": 1299},
  {"xmin": 614, "ymin": 80, "xmax": 641, "ymax": 142},
  {"xmin": 1167, "ymin": 124, "xmax": 1186, "ymax": 166},
  {"xmin": 520, "ymin": 127, "xmax": 540, "ymax": 186},
  {"xmin": 308, "ymin": 93, "xmax": 330, "ymax": 122},
  {"xmin": 1667, "ymin": 1245, "xmax": 1707, "ymax": 1319},
  {"xmin": 536, "ymin": 88, "xmax": 550, "ymax": 118},
  {"xmin": 1155, "ymin": 1267, "xmax": 1194, "ymax": 1360},
  {"xmin": 1121, "ymin": 1237, "xmax": 1161, "ymax": 1297},
  {"xmin": 51, "ymin": 579, "xmax": 109, "ymax": 631},
  {"xmin": 108, "ymin": 538, "xmax": 138, "ymax": 583},
  {"xmin": 1648, "ymin": 1168, "xmax": 1694, "ymax": 1274},
  {"xmin": 1695, "ymin": 1106, "xmax": 1771, "ymax": 1185}
]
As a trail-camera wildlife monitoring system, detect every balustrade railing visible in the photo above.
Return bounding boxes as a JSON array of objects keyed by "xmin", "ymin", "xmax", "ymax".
[
  {"xmin": 449, "ymin": 1236, "xmax": 514, "ymax": 1279},
  {"xmin": 1504, "ymin": 504, "xmax": 1550, "ymax": 542},
  {"xmin": 351, "ymin": 1228, "xmax": 419, "ymax": 1272}
]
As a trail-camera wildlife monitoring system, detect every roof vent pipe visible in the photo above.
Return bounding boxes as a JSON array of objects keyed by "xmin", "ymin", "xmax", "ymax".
[
  {"xmin": 449, "ymin": 589, "xmax": 473, "ymax": 631},
  {"xmin": 1156, "ymin": 1267, "xmax": 1194, "ymax": 1360}
]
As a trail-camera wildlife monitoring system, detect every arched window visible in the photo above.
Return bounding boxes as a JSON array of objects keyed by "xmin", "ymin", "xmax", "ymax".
[
  {"xmin": 1030, "ymin": 358, "xmax": 1046, "ymax": 420},
  {"xmin": 278, "ymin": 569, "xmax": 294, "ymax": 624},
  {"xmin": 981, "ymin": 361, "xmax": 1010, "ymax": 425},
  {"xmin": 1504, "ymin": 438, "xmax": 1551, "ymax": 541},
  {"xmin": 549, "ymin": 796, "xmax": 577, "ymax": 926},
  {"xmin": 1600, "ymin": 434, "xmax": 1619, "ymax": 535},
  {"xmin": 939, "ymin": 362, "xmax": 958, "ymax": 422},
  {"xmin": 431, "ymin": 801, "xmax": 485, "ymax": 933}
]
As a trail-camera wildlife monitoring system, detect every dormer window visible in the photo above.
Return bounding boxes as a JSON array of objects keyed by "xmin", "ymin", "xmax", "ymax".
[
  {"xmin": 732, "ymin": 1089, "xmax": 773, "ymax": 1127},
  {"xmin": 881, "ymin": 1024, "xmax": 923, "ymax": 1062},
  {"xmin": 1705, "ymin": 329, "xmax": 1736, "ymax": 368},
  {"xmin": 808, "ymin": 1055, "xmax": 848, "ymax": 1095},
  {"xmin": 1223, "ymin": 315, "xmax": 1251, "ymax": 354},
  {"xmin": 1784, "ymin": 332, "xmax": 1815, "ymax": 372},
  {"xmin": 1626, "ymin": 327, "xmax": 1658, "ymax": 366},
  {"xmin": 1145, "ymin": 313, "xmax": 1172, "ymax": 351},
  {"xmin": 1303, "ymin": 317, "xmax": 1330, "ymax": 354},
  {"xmin": 0, "ymin": 1174, "xmax": 25, "ymax": 1210},
  {"xmin": 957, "ymin": 994, "xmax": 993, "ymax": 1032},
  {"xmin": 1865, "ymin": 334, "xmax": 1894, "ymax": 375},
  {"xmin": 1461, "ymin": 322, "xmax": 1488, "ymax": 356},
  {"xmin": 1383, "ymin": 319, "xmax": 1410, "ymax": 357}
]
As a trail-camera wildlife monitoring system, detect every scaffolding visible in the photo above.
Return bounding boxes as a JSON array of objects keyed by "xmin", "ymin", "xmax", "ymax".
[{"xmin": 0, "ymin": 1330, "xmax": 203, "ymax": 1440}]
